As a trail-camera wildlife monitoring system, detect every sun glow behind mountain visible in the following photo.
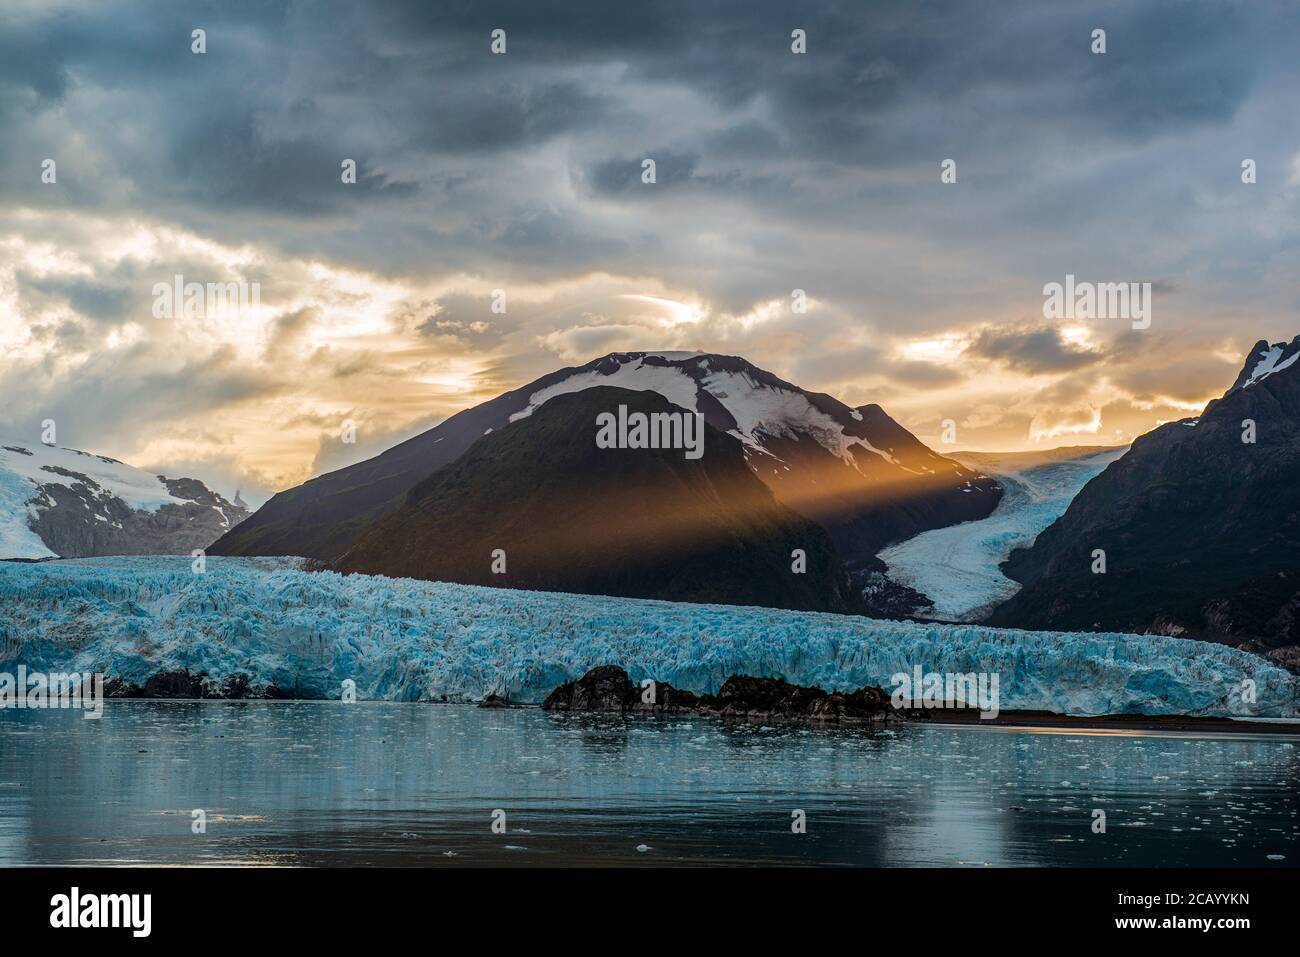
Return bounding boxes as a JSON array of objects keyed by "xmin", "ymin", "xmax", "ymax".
[{"xmin": 0, "ymin": 1, "xmax": 1294, "ymax": 505}]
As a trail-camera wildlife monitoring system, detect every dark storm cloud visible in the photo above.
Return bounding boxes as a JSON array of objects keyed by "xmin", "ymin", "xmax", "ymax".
[
  {"xmin": 408, "ymin": 81, "xmax": 609, "ymax": 155},
  {"xmin": 7, "ymin": 0, "xmax": 1281, "ymax": 217},
  {"xmin": 967, "ymin": 326, "xmax": 1106, "ymax": 374},
  {"xmin": 168, "ymin": 110, "xmax": 418, "ymax": 215},
  {"xmin": 15, "ymin": 272, "xmax": 132, "ymax": 322},
  {"xmin": 588, "ymin": 151, "xmax": 698, "ymax": 195}
]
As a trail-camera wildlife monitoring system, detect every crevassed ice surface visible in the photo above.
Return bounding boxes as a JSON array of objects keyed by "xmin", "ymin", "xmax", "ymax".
[
  {"xmin": 880, "ymin": 448, "xmax": 1128, "ymax": 620},
  {"xmin": 1, "ymin": 557, "xmax": 1294, "ymax": 717}
]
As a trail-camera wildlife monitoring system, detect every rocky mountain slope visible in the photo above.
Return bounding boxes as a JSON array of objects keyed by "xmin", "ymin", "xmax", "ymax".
[
  {"xmin": 0, "ymin": 443, "xmax": 247, "ymax": 559},
  {"xmin": 335, "ymin": 386, "xmax": 862, "ymax": 613},
  {"xmin": 212, "ymin": 352, "xmax": 1000, "ymax": 571},
  {"xmin": 990, "ymin": 336, "xmax": 1300, "ymax": 662}
]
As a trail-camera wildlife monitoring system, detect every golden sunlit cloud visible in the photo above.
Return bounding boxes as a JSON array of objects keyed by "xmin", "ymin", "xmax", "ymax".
[
  {"xmin": 620, "ymin": 294, "xmax": 705, "ymax": 326},
  {"xmin": 895, "ymin": 334, "xmax": 969, "ymax": 364},
  {"xmin": 0, "ymin": 203, "xmax": 1276, "ymax": 501},
  {"xmin": 1029, "ymin": 407, "xmax": 1103, "ymax": 441}
]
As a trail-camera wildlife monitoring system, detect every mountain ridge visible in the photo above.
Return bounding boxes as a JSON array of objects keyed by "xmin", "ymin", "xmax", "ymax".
[
  {"xmin": 212, "ymin": 351, "xmax": 1001, "ymax": 568},
  {"xmin": 0, "ymin": 442, "xmax": 247, "ymax": 559},
  {"xmin": 335, "ymin": 386, "xmax": 863, "ymax": 613},
  {"xmin": 990, "ymin": 335, "xmax": 1300, "ymax": 661}
]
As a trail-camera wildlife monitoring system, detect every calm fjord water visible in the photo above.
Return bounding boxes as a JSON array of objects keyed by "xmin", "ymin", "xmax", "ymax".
[{"xmin": 1, "ymin": 702, "xmax": 1296, "ymax": 867}]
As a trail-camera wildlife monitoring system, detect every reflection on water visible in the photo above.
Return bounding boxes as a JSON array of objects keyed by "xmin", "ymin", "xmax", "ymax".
[{"xmin": 0, "ymin": 702, "xmax": 1297, "ymax": 867}]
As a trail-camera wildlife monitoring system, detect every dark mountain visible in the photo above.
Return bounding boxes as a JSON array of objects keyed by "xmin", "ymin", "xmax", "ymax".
[
  {"xmin": 335, "ymin": 387, "xmax": 863, "ymax": 613},
  {"xmin": 0, "ymin": 442, "xmax": 248, "ymax": 559},
  {"xmin": 211, "ymin": 352, "xmax": 999, "ymax": 569},
  {"xmin": 989, "ymin": 336, "xmax": 1300, "ymax": 662}
]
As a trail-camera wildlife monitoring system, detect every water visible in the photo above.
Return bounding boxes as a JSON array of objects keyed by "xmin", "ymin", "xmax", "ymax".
[{"xmin": 1, "ymin": 702, "xmax": 1296, "ymax": 867}]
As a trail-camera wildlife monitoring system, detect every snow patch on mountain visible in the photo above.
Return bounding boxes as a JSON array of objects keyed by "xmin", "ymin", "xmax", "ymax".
[
  {"xmin": 880, "ymin": 447, "xmax": 1128, "ymax": 620},
  {"xmin": 700, "ymin": 368, "xmax": 901, "ymax": 467},
  {"xmin": 0, "ymin": 444, "xmax": 201, "ymax": 559},
  {"xmin": 510, "ymin": 359, "xmax": 701, "ymax": 423},
  {"xmin": 3, "ymin": 556, "xmax": 1292, "ymax": 717},
  {"xmin": 508, "ymin": 353, "xmax": 899, "ymax": 467},
  {"xmin": 1, "ymin": 444, "xmax": 191, "ymax": 512},
  {"xmin": 1240, "ymin": 341, "xmax": 1300, "ymax": 388}
]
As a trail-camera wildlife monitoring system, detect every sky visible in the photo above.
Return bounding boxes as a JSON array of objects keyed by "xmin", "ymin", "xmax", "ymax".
[{"xmin": 2, "ymin": 0, "xmax": 1298, "ymax": 505}]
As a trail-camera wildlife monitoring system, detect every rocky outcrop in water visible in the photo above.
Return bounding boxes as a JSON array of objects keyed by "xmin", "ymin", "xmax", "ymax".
[
  {"xmin": 541, "ymin": 665, "xmax": 895, "ymax": 724},
  {"xmin": 541, "ymin": 664, "xmax": 702, "ymax": 714}
]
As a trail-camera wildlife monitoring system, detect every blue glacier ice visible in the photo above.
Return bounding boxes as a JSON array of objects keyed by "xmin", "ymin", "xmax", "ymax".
[{"xmin": 0, "ymin": 556, "xmax": 1295, "ymax": 717}]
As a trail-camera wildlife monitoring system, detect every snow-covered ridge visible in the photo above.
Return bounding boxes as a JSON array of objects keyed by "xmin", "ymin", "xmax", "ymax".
[
  {"xmin": 0, "ymin": 443, "xmax": 245, "ymax": 560},
  {"xmin": 510, "ymin": 358, "xmax": 701, "ymax": 424},
  {"xmin": 1230, "ymin": 336, "xmax": 1300, "ymax": 392},
  {"xmin": 1, "ymin": 443, "xmax": 190, "ymax": 511},
  {"xmin": 1, "ymin": 443, "xmax": 200, "ymax": 559},
  {"xmin": 508, "ymin": 353, "xmax": 900, "ymax": 469},
  {"xmin": 2, "ymin": 557, "xmax": 1293, "ymax": 717}
]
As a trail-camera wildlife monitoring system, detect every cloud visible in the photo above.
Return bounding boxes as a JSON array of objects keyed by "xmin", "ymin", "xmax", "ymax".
[
  {"xmin": 0, "ymin": 0, "xmax": 1296, "ymax": 486},
  {"xmin": 966, "ymin": 325, "xmax": 1107, "ymax": 373},
  {"xmin": 588, "ymin": 151, "xmax": 699, "ymax": 195}
]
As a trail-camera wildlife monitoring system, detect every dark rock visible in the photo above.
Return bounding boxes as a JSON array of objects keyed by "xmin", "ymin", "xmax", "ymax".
[
  {"xmin": 541, "ymin": 666, "xmax": 893, "ymax": 725},
  {"xmin": 219, "ymin": 673, "xmax": 253, "ymax": 699},
  {"xmin": 103, "ymin": 669, "xmax": 279, "ymax": 699},
  {"xmin": 541, "ymin": 665, "xmax": 700, "ymax": 713},
  {"xmin": 853, "ymin": 560, "xmax": 936, "ymax": 619},
  {"xmin": 142, "ymin": 670, "xmax": 207, "ymax": 698},
  {"xmin": 709, "ymin": 674, "xmax": 826, "ymax": 717},
  {"xmin": 703, "ymin": 674, "xmax": 891, "ymax": 723},
  {"xmin": 477, "ymin": 693, "xmax": 511, "ymax": 709},
  {"xmin": 542, "ymin": 665, "xmax": 634, "ymax": 712}
]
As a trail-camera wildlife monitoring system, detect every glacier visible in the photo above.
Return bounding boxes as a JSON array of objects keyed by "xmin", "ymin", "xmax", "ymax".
[
  {"xmin": 880, "ymin": 447, "xmax": 1128, "ymax": 620},
  {"xmin": 0, "ymin": 556, "xmax": 1295, "ymax": 717}
]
